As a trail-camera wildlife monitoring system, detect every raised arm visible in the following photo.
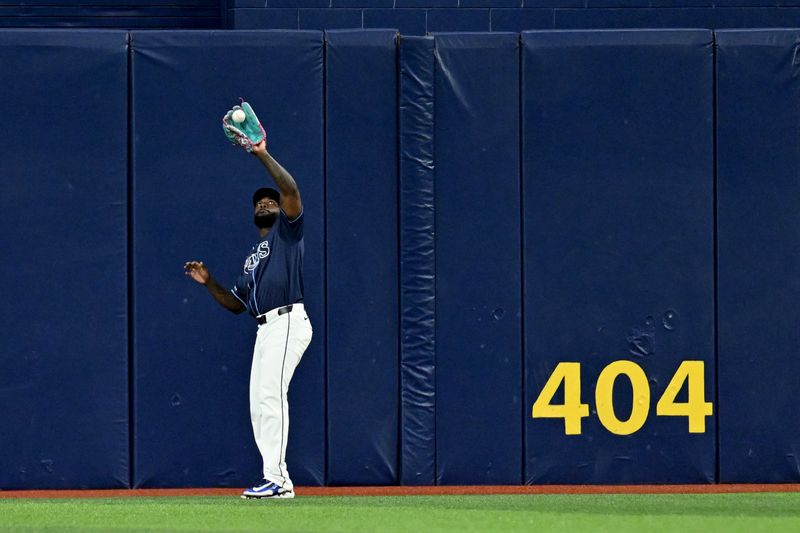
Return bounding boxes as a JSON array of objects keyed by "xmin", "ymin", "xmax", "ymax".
[
  {"xmin": 251, "ymin": 140, "xmax": 302, "ymax": 219},
  {"xmin": 184, "ymin": 261, "xmax": 246, "ymax": 314}
]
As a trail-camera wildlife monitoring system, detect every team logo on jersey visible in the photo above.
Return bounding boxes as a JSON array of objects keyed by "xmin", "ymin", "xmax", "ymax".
[{"xmin": 243, "ymin": 241, "xmax": 270, "ymax": 273}]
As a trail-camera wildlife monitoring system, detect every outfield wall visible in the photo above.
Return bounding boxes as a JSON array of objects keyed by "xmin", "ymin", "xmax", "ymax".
[{"xmin": 0, "ymin": 29, "xmax": 798, "ymax": 489}]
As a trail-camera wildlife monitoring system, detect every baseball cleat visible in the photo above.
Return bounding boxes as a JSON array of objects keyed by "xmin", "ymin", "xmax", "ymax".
[{"xmin": 241, "ymin": 481, "xmax": 294, "ymax": 500}]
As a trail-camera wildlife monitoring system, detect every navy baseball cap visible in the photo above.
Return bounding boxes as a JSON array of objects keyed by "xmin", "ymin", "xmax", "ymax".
[{"xmin": 252, "ymin": 187, "xmax": 281, "ymax": 207}]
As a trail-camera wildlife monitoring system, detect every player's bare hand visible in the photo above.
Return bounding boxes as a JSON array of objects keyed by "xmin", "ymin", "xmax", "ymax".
[
  {"xmin": 184, "ymin": 261, "xmax": 210, "ymax": 285},
  {"xmin": 251, "ymin": 139, "xmax": 267, "ymax": 156}
]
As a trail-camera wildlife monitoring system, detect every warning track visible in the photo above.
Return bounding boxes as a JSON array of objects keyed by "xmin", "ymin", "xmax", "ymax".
[{"xmin": 1, "ymin": 484, "xmax": 799, "ymax": 498}]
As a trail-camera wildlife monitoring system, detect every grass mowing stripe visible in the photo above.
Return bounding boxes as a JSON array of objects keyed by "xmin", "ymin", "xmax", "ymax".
[{"xmin": 1, "ymin": 494, "xmax": 799, "ymax": 533}]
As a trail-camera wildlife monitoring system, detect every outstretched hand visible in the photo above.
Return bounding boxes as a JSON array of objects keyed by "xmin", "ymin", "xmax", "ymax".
[
  {"xmin": 184, "ymin": 261, "xmax": 210, "ymax": 285},
  {"xmin": 251, "ymin": 139, "xmax": 267, "ymax": 156}
]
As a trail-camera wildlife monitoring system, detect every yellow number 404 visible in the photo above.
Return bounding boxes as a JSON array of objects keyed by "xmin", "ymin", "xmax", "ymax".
[{"xmin": 531, "ymin": 361, "xmax": 712, "ymax": 436}]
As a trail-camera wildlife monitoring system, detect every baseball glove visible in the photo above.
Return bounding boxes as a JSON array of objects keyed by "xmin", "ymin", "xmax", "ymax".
[{"xmin": 222, "ymin": 101, "xmax": 267, "ymax": 152}]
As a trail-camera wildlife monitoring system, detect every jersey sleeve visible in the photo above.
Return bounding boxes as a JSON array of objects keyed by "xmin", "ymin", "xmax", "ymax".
[
  {"xmin": 278, "ymin": 207, "xmax": 304, "ymax": 242},
  {"xmin": 231, "ymin": 273, "xmax": 251, "ymax": 313}
]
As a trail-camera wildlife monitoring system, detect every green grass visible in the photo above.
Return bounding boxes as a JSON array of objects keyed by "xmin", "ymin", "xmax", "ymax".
[{"xmin": 1, "ymin": 493, "xmax": 799, "ymax": 533}]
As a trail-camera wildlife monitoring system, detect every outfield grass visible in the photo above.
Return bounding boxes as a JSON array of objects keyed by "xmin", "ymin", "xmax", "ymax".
[{"xmin": 1, "ymin": 493, "xmax": 799, "ymax": 533}]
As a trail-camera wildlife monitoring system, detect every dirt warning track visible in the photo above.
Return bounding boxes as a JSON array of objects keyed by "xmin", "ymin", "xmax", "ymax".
[{"xmin": 1, "ymin": 484, "xmax": 799, "ymax": 499}]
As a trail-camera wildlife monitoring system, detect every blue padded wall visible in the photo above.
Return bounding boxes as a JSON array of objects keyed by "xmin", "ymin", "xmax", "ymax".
[
  {"xmin": 399, "ymin": 35, "xmax": 436, "ymax": 486},
  {"xmin": 522, "ymin": 30, "xmax": 715, "ymax": 483},
  {"xmin": 131, "ymin": 30, "xmax": 325, "ymax": 487},
  {"xmin": 716, "ymin": 29, "xmax": 800, "ymax": 483},
  {"xmin": 9, "ymin": 27, "xmax": 800, "ymax": 488},
  {"xmin": 325, "ymin": 29, "xmax": 399, "ymax": 485},
  {"xmin": 0, "ymin": 30, "xmax": 129, "ymax": 489},
  {"xmin": 433, "ymin": 33, "xmax": 523, "ymax": 485}
]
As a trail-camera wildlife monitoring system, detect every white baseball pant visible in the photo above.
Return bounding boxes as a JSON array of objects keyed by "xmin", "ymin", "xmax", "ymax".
[{"xmin": 249, "ymin": 303, "xmax": 312, "ymax": 490}]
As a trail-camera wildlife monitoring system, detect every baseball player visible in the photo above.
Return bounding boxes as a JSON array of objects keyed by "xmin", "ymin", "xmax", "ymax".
[{"xmin": 184, "ymin": 103, "xmax": 311, "ymax": 499}]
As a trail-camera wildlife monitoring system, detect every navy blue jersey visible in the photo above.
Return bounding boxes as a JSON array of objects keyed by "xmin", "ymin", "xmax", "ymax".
[{"xmin": 231, "ymin": 209, "xmax": 304, "ymax": 317}]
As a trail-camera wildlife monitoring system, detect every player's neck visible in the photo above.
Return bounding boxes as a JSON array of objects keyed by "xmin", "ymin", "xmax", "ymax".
[{"xmin": 259, "ymin": 227, "xmax": 272, "ymax": 238}]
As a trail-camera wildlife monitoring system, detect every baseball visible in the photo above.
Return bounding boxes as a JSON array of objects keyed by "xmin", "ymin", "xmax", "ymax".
[{"xmin": 232, "ymin": 109, "xmax": 246, "ymax": 123}]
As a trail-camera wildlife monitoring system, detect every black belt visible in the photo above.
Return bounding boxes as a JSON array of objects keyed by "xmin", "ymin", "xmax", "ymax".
[{"xmin": 256, "ymin": 304, "xmax": 293, "ymax": 325}]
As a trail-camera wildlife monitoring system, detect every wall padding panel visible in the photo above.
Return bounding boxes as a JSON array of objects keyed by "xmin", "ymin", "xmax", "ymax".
[
  {"xmin": 522, "ymin": 30, "xmax": 715, "ymax": 483},
  {"xmin": 131, "ymin": 30, "xmax": 325, "ymax": 487},
  {"xmin": 0, "ymin": 30, "xmax": 129, "ymax": 489},
  {"xmin": 433, "ymin": 32, "xmax": 523, "ymax": 485},
  {"xmin": 325, "ymin": 29, "xmax": 400, "ymax": 485},
  {"xmin": 716, "ymin": 29, "xmax": 800, "ymax": 483},
  {"xmin": 399, "ymin": 34, "xmax": 436, "ymax": 486}
]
